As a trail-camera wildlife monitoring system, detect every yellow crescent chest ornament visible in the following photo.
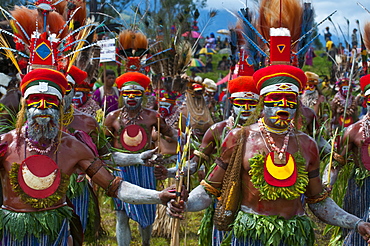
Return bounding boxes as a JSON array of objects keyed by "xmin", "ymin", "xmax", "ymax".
[
  {"xmin": 263, "ymin": 152, "xmax": 298, "ymax": 187},
  {"xmin": 265, "ymin": 152, "xmax": 295, "ymax": 180},
  {"xmin": 249, "ymin": 152, "xmax": 308, "ymax": 200}
]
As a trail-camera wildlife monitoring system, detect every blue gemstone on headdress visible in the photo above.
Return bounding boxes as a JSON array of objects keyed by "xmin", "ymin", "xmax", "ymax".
[{"xmin": 36, "ymin": 43, "xmax": 52, "ymax": 60}]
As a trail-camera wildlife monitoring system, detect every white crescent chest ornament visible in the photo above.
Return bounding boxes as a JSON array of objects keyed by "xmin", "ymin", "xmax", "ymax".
[
  {"xmin": 22, "ymin": 164, "xmax": 58, "ymax": 190},
  {"xmin": 123, "ymin": 129, "xmax": 143, "ymax": 147}
]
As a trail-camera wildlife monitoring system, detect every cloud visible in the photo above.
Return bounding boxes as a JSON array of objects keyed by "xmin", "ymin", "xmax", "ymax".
[{"xmin": 202, "ymin": 0, "xmax": 370, "ymax": 44}]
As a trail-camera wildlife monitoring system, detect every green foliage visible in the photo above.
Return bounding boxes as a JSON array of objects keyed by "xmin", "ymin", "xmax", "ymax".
[
  {"xmin": 302, "ymin": 50, "xmax": 333, "ymax": 79},
  {"xmin": 0, "ymin": 103, "xmax": 17, "ymax": 134}
]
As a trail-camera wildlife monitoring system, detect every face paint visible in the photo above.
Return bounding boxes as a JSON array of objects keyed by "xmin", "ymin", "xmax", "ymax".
[
  {"xmin": 26, "ymin": 107, "xmax": 60, "ymax": 141},
  {"xmin": 232, "ymin": 97, "xmax": 258, "ymax": 121},
  {"xmin": 263, "ymin": 92, "xmax": 297, "ymax": 127},
  {"xmin": 367, "ymin": 96, "xmax": 370, "ymax": 112},
  {"xmin": 65, "ymin": 82, "xmax": 73, "ymax": 95},
  {"xmin": 340, "ymin": 85, "xmax": 349, "ymax": 96},
  {"xmin": 72, "ymin": 91, "xmax": 87, "ymax": 107},
  {"xmin": 26, "ymin": 94, "xmax": 60, "ymax": 110},
  {"xmin": 304, "ymin": 84, "xmax": 316, "ymax": 95},
  {"xmin": 63, "ymin": 88, "xmax": 75, "ymax": 111},
  {"xmin": 121, "ymin": 89, "xmax": 143, "ymax": 111},
  {"xmin": 159, "ymin": 101, "xmax": 174, "ymax": 118}
]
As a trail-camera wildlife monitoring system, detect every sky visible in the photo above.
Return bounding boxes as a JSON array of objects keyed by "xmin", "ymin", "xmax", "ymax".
[{"xmin": 200, "ymin": 0, "xmax": 370, "ymax": 45}]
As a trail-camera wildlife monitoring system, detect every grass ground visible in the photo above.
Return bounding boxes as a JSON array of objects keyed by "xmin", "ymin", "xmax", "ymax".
[{"xmin": 92, "ymin": 196, "xmax": 332, "ymax": 246}]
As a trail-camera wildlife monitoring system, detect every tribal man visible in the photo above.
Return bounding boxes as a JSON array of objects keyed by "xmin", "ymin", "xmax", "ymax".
[
  {"xmin": 0, "ymin": 68, "xmax": 179, "ymax": 245},
  {"xmin": 324, "ymin": 74, "xmax": 370, "ymax": 245},
  {"xmin": 330, "ymin": 78, "xmax": 358, "ymax": 133},
  {"xmin": 168, "ymin": 64, "xmax": 370, "ymax": 245},
  {"xmin": 154, "ymin": 76, "xmax": 260, "ymax": 181},
  {"xmin": 104, "ymin": 72, "xmax": 178, "ymax": 246}
]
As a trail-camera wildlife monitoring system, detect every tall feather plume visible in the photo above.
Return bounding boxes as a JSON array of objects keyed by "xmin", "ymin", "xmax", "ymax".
[
  {"xmin": 52, "ymin": 0, "xmax": 67, "ymax": 16},
  {"xmin": 258, "ymin": 0, "xmax": 303, "ymax": 46},
  {"xmin": 133, "ymin": 31, "xmax": 148, "ymax": 57},
  {"xmin": 10, "ymin": 6, "xmax": 69, "ymax": 44},
  {"xmin": 297, "ymin": 1, "xmax": 314, "ymax": 67},
  {"xmin": 69, "ymin": 0, "xmax": 87, "ymax": 28},
  {"xmin": 237, "ymin": 8, "xmax": 261, "ymax": 69},
  {"xmin": 363, "ymin": 22, "xmax": 370, "ymax": 51},
  {"xmin": 118, "ymin": 30, "xmax": 135, "ymax": 55},
  {"xmin": 51, "ymin": 0, "xmax": 86, "ymax": 28}
]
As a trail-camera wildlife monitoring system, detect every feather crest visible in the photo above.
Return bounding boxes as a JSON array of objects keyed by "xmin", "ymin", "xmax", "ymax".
[{"xmin": 258, "ymin": 0, "xmax": 303, "ymax": 44}]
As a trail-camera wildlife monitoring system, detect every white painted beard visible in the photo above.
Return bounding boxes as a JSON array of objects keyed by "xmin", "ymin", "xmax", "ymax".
[{"xmin": 26, "ymin": 108, "xmax": 60, "ymax": 142}]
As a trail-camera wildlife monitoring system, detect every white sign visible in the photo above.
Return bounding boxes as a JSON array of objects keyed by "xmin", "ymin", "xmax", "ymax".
[{"xmin": 97, "ymin": 38, "xmax": 116, "ymax": 63}]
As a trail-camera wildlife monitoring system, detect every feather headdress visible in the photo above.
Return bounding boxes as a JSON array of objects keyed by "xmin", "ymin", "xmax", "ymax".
[
  {"xmin": 149, "ymin": 39, "xmax": 192, "ymax": 93},
  {"xmin": 117, "ymin": 29, "xmax": 149, "ymax": 72}
]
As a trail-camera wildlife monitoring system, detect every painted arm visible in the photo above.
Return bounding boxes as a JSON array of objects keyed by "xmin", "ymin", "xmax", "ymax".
[
  {"xmin": 309, "ymin": 197, "xmax": 370, "ymax": 243},
  {"xmin": 117, "ymin": 181, "xmax": 175, "ymax": 204},
  {"xmin": 104, "ymin": 148, "xmax": 160, "ymax": 166}
]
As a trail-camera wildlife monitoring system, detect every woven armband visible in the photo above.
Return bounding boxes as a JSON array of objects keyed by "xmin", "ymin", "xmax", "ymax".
[
  {"xmin": 305, "ymin": 189, "xmax": 330, "ymax": 204},
  {"xmin": 194, "ymin": 150, "xmax": 209, "ymax": 161},
  {"xmin": 215, "ymin": 158, "xmax": 228, "ymax": 170},
  {"xmin": 85, "ymin": 158, "xmax": 103, "ymax": 178},
  {"xmin": 307, "ymin": 168, "xmax": 320, "ymax": 179},
  {"xmin": 200, "ymin": 180, "xmax": 221, "ymax": 197},
  {"xmin": 106, "ymin": 176, "xmax": 123, "ymax": 197}
]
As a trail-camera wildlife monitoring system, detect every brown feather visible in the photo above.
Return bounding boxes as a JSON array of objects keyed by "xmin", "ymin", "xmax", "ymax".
[
  {"xmin": 258, "ymin": 0, "xmax": 302, "ymax": 44},
  {"xmin": 235, "ymin": 20, "xmax": 247, "ymax": 47},
  {"xmin": 134, "ymin": 32, "xmax": 148, "ymax": 50},
  {"xmin": 10, "ymin": 6, "xmax": 68, "ymax": 43},
  {"xmin": 118, "ymin": 30, "xmax": 135, "ymax": 50},
  {"xmin": 70, "ymin": 0, "xmax": 87, "ymax": 27},
  {"xmin": 51, "ymin": 0, "xmax": 67, "ymax": 16},
  {"xmin": 364, "ymin": 22, "xmax": 370, "ymax": 51}
]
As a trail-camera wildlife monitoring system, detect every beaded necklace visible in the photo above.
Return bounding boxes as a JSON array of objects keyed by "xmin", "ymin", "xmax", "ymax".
[
  {"xmin": 119, "ymin": 108, "xmax": 143, "ymax": 126},
  {"xmin": 258, "ymin": 118, "xmax": 293, "ymax": 160},
  {"xmin": 361, "ymin": 114, "xmax": 370, "ymax": 140},
  {"xmin": 24, "ymin": 127, "xmax": 56, "ymax": 154}
]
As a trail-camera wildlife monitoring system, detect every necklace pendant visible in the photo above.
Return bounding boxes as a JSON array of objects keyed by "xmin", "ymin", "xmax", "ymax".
[{"xmin": 274, "ymin": 152, "xmax": 286, "ymax": 164}]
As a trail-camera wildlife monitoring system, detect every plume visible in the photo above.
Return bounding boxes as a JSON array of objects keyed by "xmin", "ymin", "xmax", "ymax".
[
  {"xmin": 237, "ymin": 8, "xmax": 261, "ymax": 69},
  {"xmin": 148, "ymin": 40, "xmax": 191, "ymax": 93},
  {"xmin": 258, "ymin": 0, "xmax": 303, "ymax": 45},
  {"xmin": 10, "ymin": 6, "xmax": 68, "ymax": 44},
  {"xmin": 118, "ymin": 30, "xmax": 148, "ymax": 57},
  {"xmin": 52, "ymin": 0, "xmax": 86, "ymax": 28},
  {"xmin": 297, "ymin": 2, "xmax": 314, "ymax": 67}
]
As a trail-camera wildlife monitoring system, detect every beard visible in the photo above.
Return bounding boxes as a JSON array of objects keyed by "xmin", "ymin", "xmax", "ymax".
[{"xmin": 26, "ymin": 107, "xmax": 60, "ymax": 142}]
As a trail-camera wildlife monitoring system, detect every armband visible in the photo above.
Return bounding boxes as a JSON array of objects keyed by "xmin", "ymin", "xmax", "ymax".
[
  {"xmin": 305, "ymin": 188, "xmax": 330, "ymax": 204},
  {"xmin": 355, "ymin": 219, "xmax": 364, "ymax": 232},
  {"xmin": 85, "ymin": 158, "xmax": 103, "ymax": 178},
  {"xmin": 200, "ymin": 180, "xmax": 221, "ymax": 197},
  {"xmin": 106, "ymin": 176, "xmax": 123, "ymax": 197},
  {"xmin": 215, "ymin": 158, "xmax": 228, "ymax": 170},
  {"xmin": 307, "ymin": 168, "xmax": 320, "ymax": 179},
  {"xmin": 194, "ymin": 150, "xmax": 209, "ymax": 161}
]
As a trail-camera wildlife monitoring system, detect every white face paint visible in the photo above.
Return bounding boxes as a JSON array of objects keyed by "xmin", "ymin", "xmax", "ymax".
[
  {"xmin": 340, "ymin": 85, "xmax": 349, "ymax": 96},
  {"xmin": 121, "ymin": 89, "xmax": 143, "ymax": 111},
  {"xmin": 26, "ymin": 107, "xmax": 60, "ymax": 141},
  {"xmin": 263, "ymin": 92, "xmax": 298, "ymax": 128}
]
